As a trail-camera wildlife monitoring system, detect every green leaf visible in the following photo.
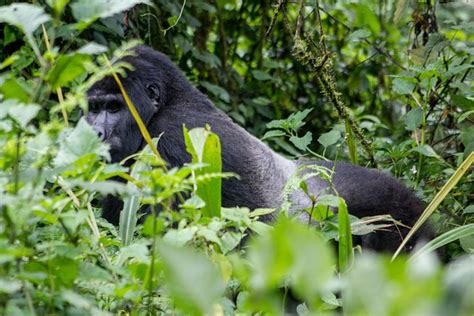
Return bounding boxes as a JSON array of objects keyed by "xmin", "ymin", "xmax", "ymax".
[
  {"xmin": 8, "ymin": 102, "xmax": 40, "ymax": 129},
  {"xmin": 338, "ymin": 199, "xmax": 353, "ymax": 272},
  {"xmin": 411, "ymin": 224, "xmax": 474, "ymax": 260},
  {"xmin": 349, "ymin": 29, "xmax": 371, "ymax": 41},
  {"xmin": 266, "ymin": 109, "xmax": 312, "ymax": 132},
  {"xmin": 120, "ymin": 141, "xmax": 155, "ymax": 246},
  {"xmin": 77, "ymin": 42, "xmax": 108, "ymax": 55},
  {"xmin": 451, "ymin": 95, "xmax": 474, "ymax": 111},
  {"xmin": 71, "ymin": 0, "xmax": 150, "ymax": 24},
  {"xmin": 0, "ymin": 4, "xmax": 50, "ymax": 43},
  {"xmin": 0, "ymin": 77, "xmax": 29, "ymax": 102},
  {"xmin": 318, "ymin": 130, "xmax": 341, "ymax": 148},
  {"xmin": 393, "ymin": 77, "xmax": 416, "ymax": 95},
  {"xmin": 354, "ymin": 4, "xmax": 380, "ymax": 36},
  {"xmin": 163, "ymin": 227, "xmax": 198, "ymax": 247},
  {"xmin": 261, "ymin": 129, "xmax": 286, "ymax": 140},
  {"xmin": 167, "ymin": 16, "xmax": 178, "ymax": 26},
  {"xmin": 290, "ymin": 132, "xmax": 313, "ymax": 151},
  {"xmin": 46, "ymin": 0, "xmax": 71, "ymax": 17},
  {"xmin": 54, "ymin": 118, "xmax": 110, "ymax": 167},
  {"xmin": 46, "ymin": 54, "xmax": 90, "ymax": 90},
  {"xmin": 251, "ymin": 97, "xmax": 272, "ymax": 106},
  {"xmin": 248, "ymin": 218, "xmax": 334, "ymax": 308},
  {"xmin": 413, "ymin": 144, "xmax": 440, "ymax": 159},
  {"xmin": 0, "ymin": 279, "xmax": 21, "ymax": 294},
  {"xmin": 157, "ymin": 243, "xmax": 225, "ymax": 315},
  {"xmin": 62, "ymin": 290, "xmax": 92, "ymax": 310},
  {"xmin": 252, "ymin": 70, "xmax": 273, "ymax": 81},
  {"xmin": 200, "ymin": 81, "xmax": 230, "ymax": 103},
  {"xmin": 221, "ymin": 231, "xmax": 242, "ymax": 254},
  {"xmin": 463, "ymin": 205, "xmax": 474, "ymax": 215},
  {"xmin": 193, "ymin": 50, "xmax": 222, "ymax": 68},
  {"xmin": 183, "ymin": 126, "xmax": 222, "ymax": 217},
  {"xmin": 288, "ymin": 109, "xmax": 312, "ymax": 131},
  {"xmin": 221, "ymin": 207, "xmax": 251, "ymax": 226},
  {"xmin": 404, "ymin": 107, "xmax": 423, "ymax": 131}
]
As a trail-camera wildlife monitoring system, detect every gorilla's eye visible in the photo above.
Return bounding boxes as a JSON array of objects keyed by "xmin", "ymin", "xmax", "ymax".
[
  {"xmin": 106, "ymin": 102, "xmax": 121, "ymax": 113},
  {"xmin": 89, "ymin": 103, "xmax": 100, "ymax": 113}
]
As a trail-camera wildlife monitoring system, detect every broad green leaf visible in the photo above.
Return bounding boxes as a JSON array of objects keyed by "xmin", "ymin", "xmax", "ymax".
[
  {"xmin": 62, "ymin": 290, "xmax": 92, "ymax": 310},
  {"xmin": 252, "ymin": 70, "xmax": 273, "ymax": 81},
  {"xmin": 338, "ymin": 199, "xmax": 353, "ymax": 272},
  {"xmin": 0, "ymin": 77, "xmax": 29, "ymax": 102},
  {"xmin": 463, "ymin": 205, "xmax": 474, "ymax": 215},
  {"xmin": 290, "ymin": 132, "xmax": 312, "ymax": 151},
  {"xmin": 318, "ymin": 130, "xmax": 341, "ymax": 148},
  {"xmin": 167, "ymin": 16, "xmax": 178, "ymax": 26},
  {"xmin": 54, "ymin": 118, "xmax": 110, "ymax": 167},
  {"xmin": 71, "ymin": 0, "xmax": 150, "ymax": 24},
  {"xmin": 46, "ymin": 54, "xmax": 90, "ymax": 90},
  {"xmin": 163, "ymin": 227, "xmax": 198, "ymax": 247},
  {"xmin": 221, "ymin": 207, "xmax": 250, "ymax": 225},
  {"xmin": 200, "ymin": 81, "xmax": 230, "ymax": 103},
  {"xmin": 221, "ymin": 231, "xmax": 242, "ymax": 254},
  {"xmin": 261, "ymin": 129, "xmax": 286, "ymax": 140},
  {"xmin": 349, "ymin": 29, "xmax": 371, "ymax": 41},
  {"xmin": 413, "ymin": 144, "xmax": 440, "ymax": 159},
  {"xmin": 77, "ymin": 42, "xmax": 108, "ymax": 55},
  {"xmin": 317, "ymin": 194, "xmax": 340, "ymax": 207},
  {"xmin": 392, "ymin": 77, "xmax": 416, "ymax": 95},
  {"xmin": 157, "ymin": 243, "xmax": 225, "ymax": 315},
  {"xmin": 0, "ymin": 4, "xmax": 50, "ymax": 43},
  {"xmin": 193, "ymin": 50, "xmax": 222, "ymax": 68},
  {"xmin": 451, "ymin": 94, "xmax": 474, "ymax": 111},
  {"xmin": 266, "ymin": 109, "xmax": 312, "ymax": 132},
  {"xmin": 248, "ymin": 218, "xmax": 334, "ymax": 309},
  {"xmin": 8, "ymin": 103, "xmax": 40, "ymax": 129},
  {"xmin": 0, "ymin": 279, "xmax": 21, "ymax": 294},
  {"xmin": 251, "ymin": 97, "xmax": 271, "ymax": 106},
  {"xmin": 117, "ymin": 242, "xmax": 149, "ymax": 266},
  {"xmin": 404, "ymin": 107, "xmax": 423, "ymax": 131},
  {"xmin": 46, "ymin": 0, "xmax": 70, "ymax": 17},
  {"xmin": 184, "ymin": 126, "xmax": 222, "ymax": 217},
  {"xmin": 354, "ymin": 4, "xmax": 380, "ymax": 36},
  {"xmin": 458, "ymin": 110, "xmax": 474, "ymax": 123}
]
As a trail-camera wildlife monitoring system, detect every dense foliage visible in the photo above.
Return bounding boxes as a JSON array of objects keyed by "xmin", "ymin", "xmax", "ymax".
[{"xmin": 0, "ymin": 0, "xmax": 472, "ymax": 314}]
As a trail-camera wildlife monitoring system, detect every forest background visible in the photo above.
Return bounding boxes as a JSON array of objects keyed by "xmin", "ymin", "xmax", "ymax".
[{"xmin": 0, "ymin": 0, "xmax": 473, "ymax": 314}]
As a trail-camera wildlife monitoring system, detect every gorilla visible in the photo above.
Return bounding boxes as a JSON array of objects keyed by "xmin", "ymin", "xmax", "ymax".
[{"xmin": 86, "ymin": 45, "xmax": 429, "ymax": 252}]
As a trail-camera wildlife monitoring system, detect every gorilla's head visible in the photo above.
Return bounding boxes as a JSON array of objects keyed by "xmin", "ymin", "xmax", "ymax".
[{"xmin": 86, "ymin": 45, "xmax": 187, "ymax": 162}]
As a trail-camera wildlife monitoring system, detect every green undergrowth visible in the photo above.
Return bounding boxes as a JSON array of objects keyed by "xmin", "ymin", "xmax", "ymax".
[{"xmin": 0, "ymin": 1, "xmax": 472, "ymax": 315}]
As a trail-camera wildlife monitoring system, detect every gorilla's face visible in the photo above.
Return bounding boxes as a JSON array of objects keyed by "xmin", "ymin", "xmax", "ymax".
[{"xmin": 86, "ymin": 74, "xmax": 161, "ymax": 163}]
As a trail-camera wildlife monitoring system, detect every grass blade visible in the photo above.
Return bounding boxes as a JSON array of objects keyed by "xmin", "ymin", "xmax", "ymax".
[
  {"xmin": 119, "ymin": 159, "xmax": 149, "ymax": 246},
  {"xmin": 338, "ymin": 198, "xmax": 353, "ymax": 272},
  {"xmin": 392, "ymin": 151, "xmax": 474, "ymax": 260},
  {"xmin": 410, "ymin": 224, "xmax": 474, "ymax": 261}
]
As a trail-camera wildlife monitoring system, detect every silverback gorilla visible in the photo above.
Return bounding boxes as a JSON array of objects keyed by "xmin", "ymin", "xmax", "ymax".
[{"xmin": 86, "ymin": 45, "xmax": 429, "ymax": 252}]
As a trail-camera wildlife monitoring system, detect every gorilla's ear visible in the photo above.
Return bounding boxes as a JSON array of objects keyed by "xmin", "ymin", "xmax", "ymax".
[{"xmin": 146, "ymin": 84, "xmax": 161, "ymax": 108}]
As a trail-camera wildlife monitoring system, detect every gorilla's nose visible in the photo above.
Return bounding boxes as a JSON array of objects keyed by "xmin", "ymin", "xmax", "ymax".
[
  {"xmin": 93, "ymin": 126, "xmax": 107, "ymax": 141},
  {"xmin": 97, "ymin": 130, "xmax": 105, "ymax": 140}
]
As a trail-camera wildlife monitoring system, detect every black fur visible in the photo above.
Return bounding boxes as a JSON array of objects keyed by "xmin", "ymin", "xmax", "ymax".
[{"xmin": 87, "ymin": 45, "xmax": 429, "ymax": 252}]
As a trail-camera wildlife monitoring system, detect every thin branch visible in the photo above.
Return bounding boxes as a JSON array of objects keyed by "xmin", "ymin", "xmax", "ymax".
[{"xmin": 318, "ymin": 5, "xmax": 406, "ymax": 70}]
